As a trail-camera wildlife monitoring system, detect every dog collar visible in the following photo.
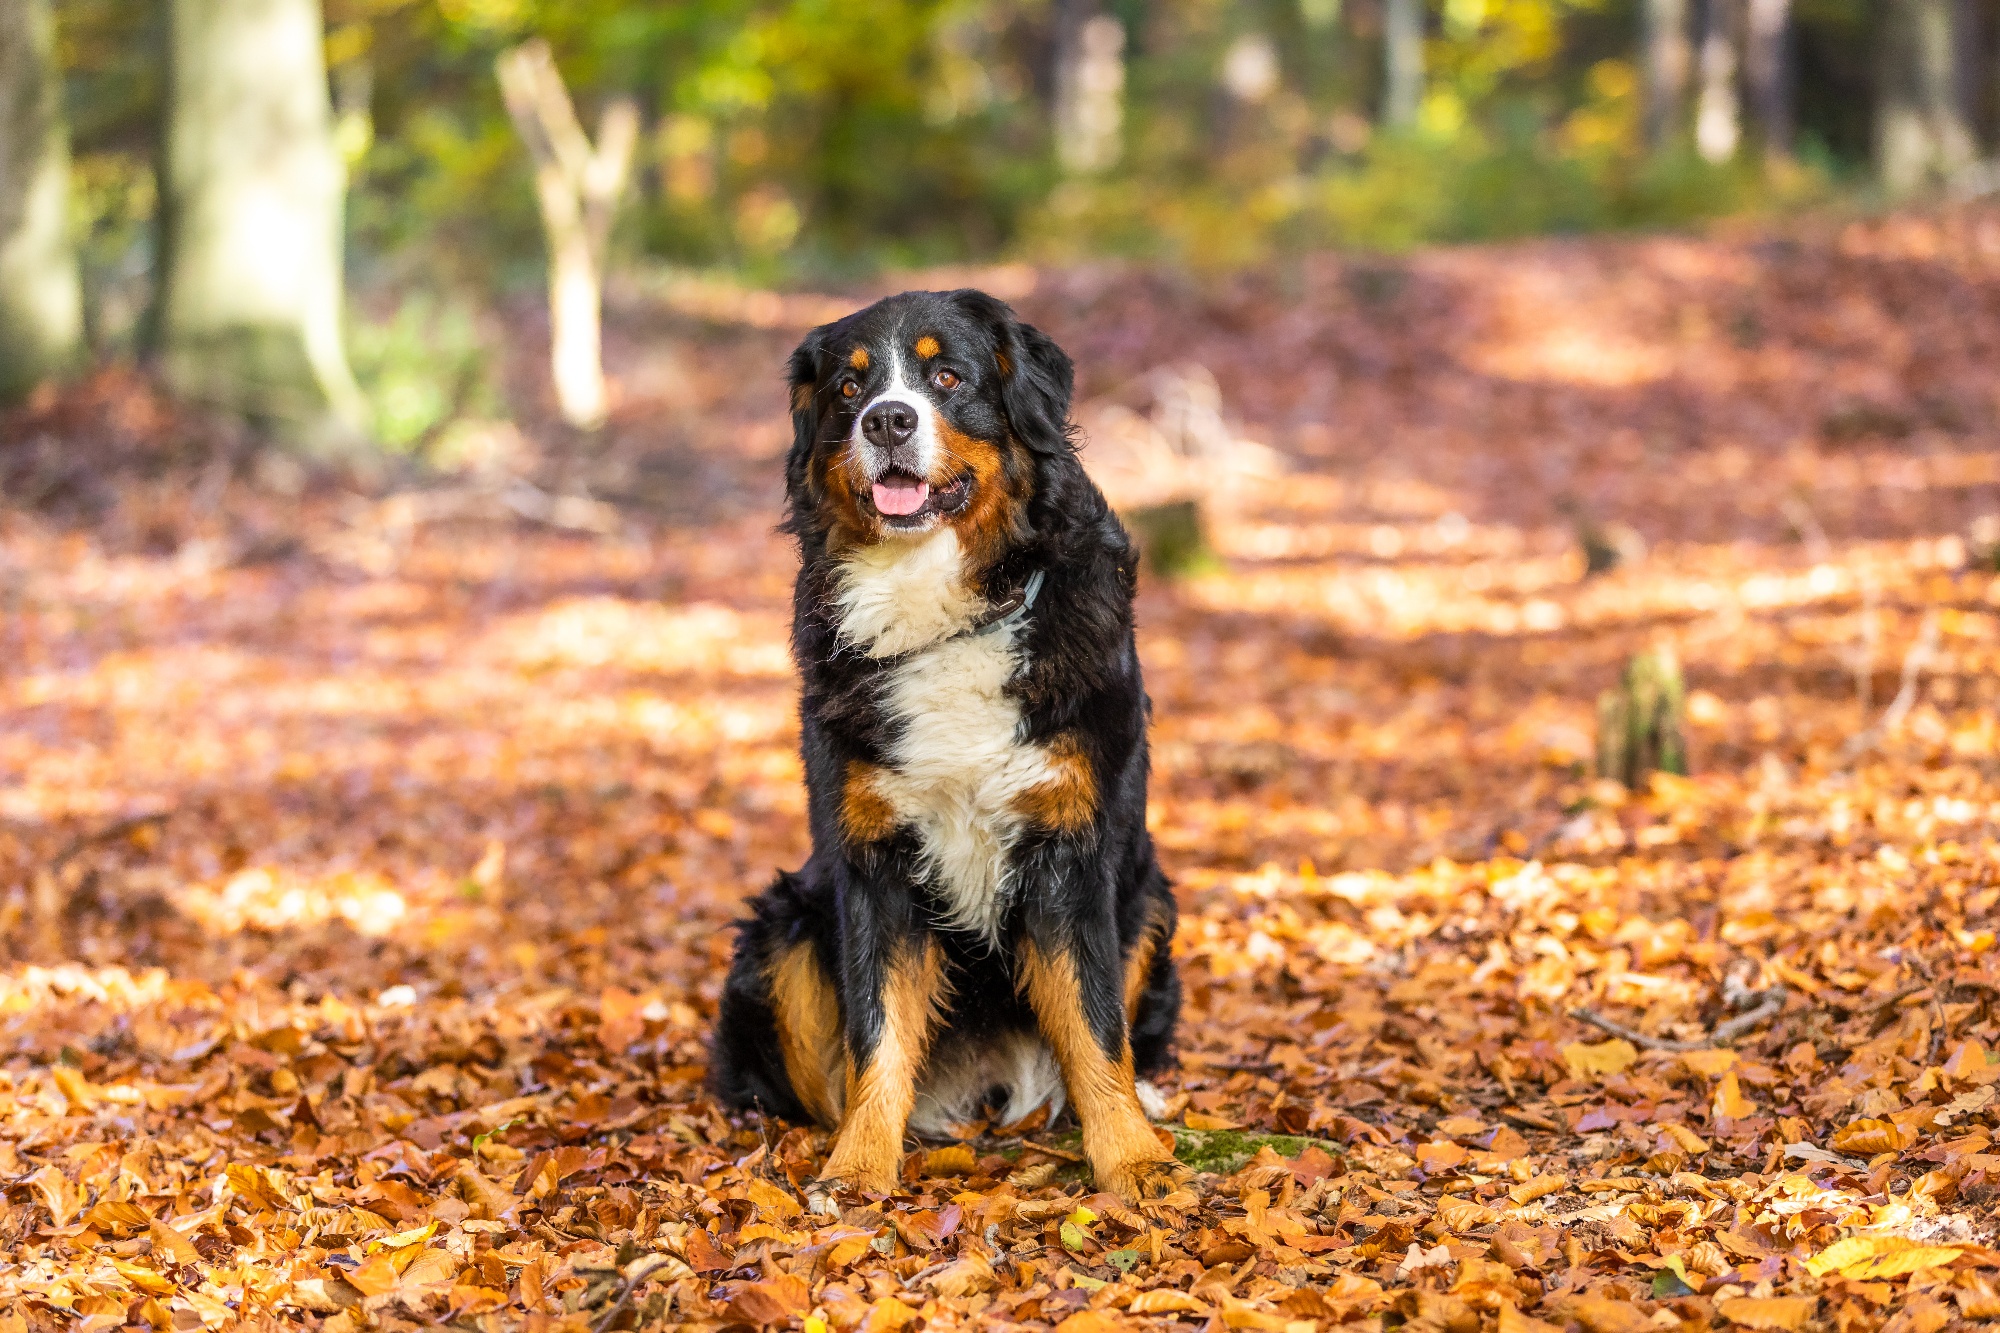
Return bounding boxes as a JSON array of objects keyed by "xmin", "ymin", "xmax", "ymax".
[
  {"xmin": 971, "ymin": 568, "xmax": 1045, "ymax": 638},
  {"xmin": 869, "ymin": 568, "xmax": 1045, "ymax": 664}
]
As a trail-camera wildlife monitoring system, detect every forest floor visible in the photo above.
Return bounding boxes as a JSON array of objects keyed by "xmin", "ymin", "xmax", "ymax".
[{"xmin": 4, "ymin": 206, "xmax": 2000, "ymax": 1333}]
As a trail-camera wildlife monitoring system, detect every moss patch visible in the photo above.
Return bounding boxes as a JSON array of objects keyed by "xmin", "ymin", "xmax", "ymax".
[
  {"xmin": 1169, "ymin": 1129, "xmax": 1341, "ymax": 1175},
  {"xmin": 1023, "ymin": 1127, "xmax": 1342, "ymax": 1179}
]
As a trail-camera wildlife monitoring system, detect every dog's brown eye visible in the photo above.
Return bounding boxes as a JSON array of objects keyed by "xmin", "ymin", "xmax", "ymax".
[
  {"xmin": 933, "ymin": 369, "xmax": 960, "ymax": 390},
  {"xmin": 840, "ymin": 380, "xmax": 858, "ymax": 399}
]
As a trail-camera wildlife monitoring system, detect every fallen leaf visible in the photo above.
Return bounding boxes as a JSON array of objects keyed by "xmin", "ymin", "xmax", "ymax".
[
  {"xmin": 729, "ymin": 1275, "xmax": 813, "ymax": 1326},
  {"xmin": 1563, "ymin": 1039, "xmax": 1639, "ymax": 1078},
  {"xmin": 1829, "ymin": 1118, "xmax": 1914, "ymax": 1155},
  {"xmin": 1716, "ymin": 1296, "xmax": 1816, "ymax": 1330},
  {"xmin": 1713, "ymin": 1072, "xmax": 1756, "ymax": 1120},
  {"xmin": 862, "ymin": 1295, "xmax": 919, "ymax": 1333},
  {"xmin": 923, "ymin": 1144, "xmax": 977, "ymax": 1176}
]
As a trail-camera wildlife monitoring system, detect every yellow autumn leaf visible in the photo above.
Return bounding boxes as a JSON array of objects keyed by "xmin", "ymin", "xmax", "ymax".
[
  {"xmin": 1658, "ymin": 1122, "xmax": 1711, "ymax": 1154},
  {"xmin": 149, "ymin": 1220, "xmax": 204, "ymax": 1267},
  {"xmin": 1806, "ymin": 1235, "xmax": 1890, "ymax": 1276},
  {"xmin": 1680, "ymin": 1048, "xmax": 1739, "ymax": 1077},
  {"xmin": 1843, "ymin": 1244, "xmax": 1963, "ymax": 1280},
  {"xmin": 1510, "ymin": 1173, "xmax": 1567, "ymax": 1204},
  {"xmin": 1185, "ymin": 1111, "xmax": 1241, "ymax": 1130},
  {"xmin": 50, "ymin": 1065, "xmax": 96, "ymax": 1110},
  {"xmin": 345, "ymin": 1252, "xmax": 401, "ymax": 1298},
  {"xmin": 368, "ymin": 1219, "xmax": 438, "ymax": 1252},
  {"xmin": 398, "ymin": 1248, "xmax": 460, "ymax": 1288},
  {"xmin": 1436, "ymin": 1194, "xmax": 1497, "ymax": 1231},
  {"xmin": 1717, "ymin": 1296, "xmax": 1815, "ymax": 1330},
  {"xmin": 862, "ymin": 1295, "xmax": 919, "ymax": 1333},
  {"xmin": 824, "ymin": 1231, "xmax": 875, "ymax": 1267},
  {"xmin": 922, "ymin": 1144, "xmax": 977, "ymax": 1176},
  {"xmin": 747, "ymin": 1176, "xmax": 803, "ymax": 1220},
  {"xmin": 1129, "ymin": 1290, "xmax": 1207, "ymax": 1314},
  {"xmin": 110, "ymin": 1259, "xmax": 178, "ymax": 1297},
  {"xmin": 1828, "ymin": 1118, "xmax": 1913, "ymax": 1155},
  {"xmin": 1712, "ymin": 1072, "xmax": 1755, "ymax": 1119},
  {"xmin": 1563, "ymin": 1039, "xmax": 1638, "ymax": 1077}
]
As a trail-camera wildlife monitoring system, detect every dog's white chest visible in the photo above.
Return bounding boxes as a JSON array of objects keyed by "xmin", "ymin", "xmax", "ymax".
[{"xmin": 835, "ymin": 531, "xmax": 1053, "ymax": 938}]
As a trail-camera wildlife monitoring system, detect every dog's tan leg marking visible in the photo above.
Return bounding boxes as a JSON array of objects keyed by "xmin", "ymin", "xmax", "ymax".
[
  {"xmin": 1020, "ymin": 941, "xmax": 1185, "ymax": 1202},
  {"xmin": 1123, "ymin": 911, "xmax": 1164, "ymax": 1023},
  {"xmin": 820, "ymin": 939, "xmax": 946, "ymax": 1194},
  {"xmin": 766, "ymin": 943, "xmax": 843, "ymax": 1127}
]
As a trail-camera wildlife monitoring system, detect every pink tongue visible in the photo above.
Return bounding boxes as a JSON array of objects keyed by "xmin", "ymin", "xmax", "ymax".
[{"xmin": 872, "ymin": 478, "xmax": 930, "ymax": 516}]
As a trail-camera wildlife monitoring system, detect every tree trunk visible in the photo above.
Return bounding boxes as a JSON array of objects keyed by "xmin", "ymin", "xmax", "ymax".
[
  {"xmin": 0, "ymin": 0, "xmax": 83, "ymax": 404},
  {"xmin": 1695, "ymin": 0, "xmax": 1742, "ymax": 162},
  {"xmin": 1877, "ymin": 0, "xmax": 1976, "ymax": 195},
  {"xmin": 1052, "ymin": 0, "xmax": 1124, "ymax": 174},
  {"xmin": 497, "ymin": 40, "xmax": 637, "ymax": 433},
  {"xmin": 1743, "ymin": 0, "xmax": 1792, "ymax": 159},
  {"xmin": 1382, "ymin": 0, "xmax": 1424, "ymax": 129},
  {"xmin": 1643, "ymin": 0, "xmax": 1692, "ymax": 151},
  {"xmin": 158, "ymin": 0, "xmax": 365, "ymax": 440}
]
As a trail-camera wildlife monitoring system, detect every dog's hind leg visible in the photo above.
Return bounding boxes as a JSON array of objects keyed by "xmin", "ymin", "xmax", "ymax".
[
  {"xmin": 817, "ymin": 933, "xmax": 946, "ymax": 1199},
  {"xmin": 712, "ymin": 869, "xmax": 841, "ymax": 1125}
]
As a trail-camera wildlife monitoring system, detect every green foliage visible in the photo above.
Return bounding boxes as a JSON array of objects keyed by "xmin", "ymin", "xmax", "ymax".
[
  {"xmin": 348, "ymin": 292, "xmax": 501, "ymax": 453},
  {"xmin": 46, "ymin": 0, "xmax": 1894, "ymax": 382},
  {"xmin": 67, "ymin": 151, "xmax": 153, "ymax": 353},
  {"xmin": 1125, "ymin": 500, "xmax": 1220, "ymax": 579}
]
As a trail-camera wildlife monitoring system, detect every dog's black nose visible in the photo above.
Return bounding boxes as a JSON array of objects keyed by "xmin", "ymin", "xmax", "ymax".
[{"xmin": 862, "ymin": 401, "xmax": 918, "ymax": 448}]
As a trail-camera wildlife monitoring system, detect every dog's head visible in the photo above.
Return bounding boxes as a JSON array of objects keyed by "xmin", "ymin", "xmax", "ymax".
[{"xmin": 783, "ymin": 290, "xmax": 1075, "ymax": 560}]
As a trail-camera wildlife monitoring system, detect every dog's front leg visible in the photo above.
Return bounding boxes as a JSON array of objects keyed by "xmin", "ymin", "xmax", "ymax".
[
  {"xmin": 1020, "ymin": 909, "xmax": 1187, "ymax": 1203},
  {"xmin": 816, "ymin": 885, "xmax": 943, "ymax": 1202}
]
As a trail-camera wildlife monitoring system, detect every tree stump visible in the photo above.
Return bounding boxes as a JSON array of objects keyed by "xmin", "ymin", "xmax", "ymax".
[{"xmin": 1597, "ymin": 648, "xmax": 1688, "ymax": 787}]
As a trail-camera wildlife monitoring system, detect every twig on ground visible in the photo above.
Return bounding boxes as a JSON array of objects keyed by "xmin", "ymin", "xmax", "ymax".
[
  {"xmin": 49, "ymin": 809, "xmax": 173, "ymax": 875},
  {"xmin": 1709, "ymin": 986, "xmax": 1789, "ymax": 1044},
  {"xmin": 1842, "ymin": 611, "xmax": 1941, "ymax": 761},
  {"xmin": 1571, "ymin": 984, "xmax": 1788, "ymax": 1052},
  {"xmin": 1779, "ymin": 496, "xmax": 1834, "ymax": 566},
  {"xmin": 1864, "ymin": 983, "xmax": 1932, "ymax": 1029},
  {"xmin": 590, "ymin": 1256, "xmax": 676, "ymax": 1333}
]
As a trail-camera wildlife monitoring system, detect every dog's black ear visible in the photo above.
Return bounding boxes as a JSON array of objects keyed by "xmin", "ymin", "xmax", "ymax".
[
  {"xmin": 783, "ymin": 327, "xmax": 828, "ymax": 500},
  {"xmin": 951, "ymin": 289, "xmax": 1075, "ymax": 456}
]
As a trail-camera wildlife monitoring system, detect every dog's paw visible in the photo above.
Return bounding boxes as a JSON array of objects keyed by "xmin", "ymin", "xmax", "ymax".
[
  {"xmin": 809, "ymin": 1165, "xmax": 894, "ymax": 1214},
  {"xmin": 1101, "ymin": 1156, "xmax": 1190, "ymax": 1204}
]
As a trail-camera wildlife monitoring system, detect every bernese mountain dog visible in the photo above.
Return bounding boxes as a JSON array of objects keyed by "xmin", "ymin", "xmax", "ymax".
[{"xmin": 711, "ymin": 288, "xmax": 1185, "ymax": 1205}]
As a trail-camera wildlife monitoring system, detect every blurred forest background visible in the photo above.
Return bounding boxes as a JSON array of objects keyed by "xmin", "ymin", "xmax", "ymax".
[{"xmin": 6, "ymin": 0, "xmax": 2000, "ymax": 441}]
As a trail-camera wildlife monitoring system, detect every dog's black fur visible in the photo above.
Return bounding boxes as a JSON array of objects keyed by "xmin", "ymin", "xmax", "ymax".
[{"xmin": 710, "ymin": 289, "xmax": 1180, "ymax": 1197}]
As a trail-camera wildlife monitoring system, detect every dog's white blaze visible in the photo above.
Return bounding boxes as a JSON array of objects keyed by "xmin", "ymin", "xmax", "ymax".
[{"xmin": 849, "ymin": 349, "xmax": 940, "ymax": 479}]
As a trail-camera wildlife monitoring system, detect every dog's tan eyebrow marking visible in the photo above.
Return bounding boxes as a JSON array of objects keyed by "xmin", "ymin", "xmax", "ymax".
[
  {"xmin": 914, "ymin": 335, "xmax": 940, "ymax": 360},
  {"xmin": 849, "ymin": 346, "xmax": 870, "ymax": 370}
]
